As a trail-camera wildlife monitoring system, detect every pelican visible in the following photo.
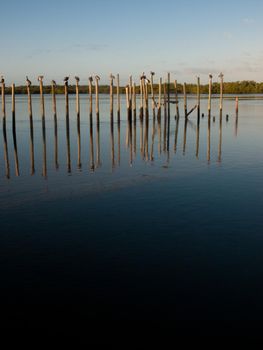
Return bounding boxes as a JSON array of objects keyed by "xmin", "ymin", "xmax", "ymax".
[
  {"xmin": 209, "ymin": 73, "xmax": 213, "ymax": 79},
  {"xmin": 64, "ymin": 76, "xmax": 69, "ymax": 82},
  {"xmin": 1, "ymin": 75, "xmax": 5, "ymax": 84},
  {"xmin": 150, "ymin": 71, "xmax": 155, "ymax": 76},
  {"xmin": 38, "ymin": 75, "xmax": 44, "ymax": 81},
  {"xmin": 88, "ymin": 76, "xmax": 93, "ymax": 83},
  {"xmin": 26, "ymin": 76, "xmax": 31, "ymax": 86},
  {"xmin": 75, "ymin": 76, "xmax": 80, "ymax": 82},
  {"xmin": 140, "ymin": 72, "xmax": 146, "ymax": 80}
]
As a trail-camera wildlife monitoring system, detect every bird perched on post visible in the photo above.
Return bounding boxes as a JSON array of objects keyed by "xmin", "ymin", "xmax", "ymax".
[
  {"xmin": 150, "ymin": 71, "xmax": 155, "ymax": 77},
  {"xmin": 0, "ymin": 75, "xmax": 4, "ymax": 84},
  {"xmin": 51, "ymin": 80, "xmax": 56, "ymax": 87},
  {"xmin": 95, "ymin": 75, "xmax": 100, "ymax": 81},
  {"xmin": 218, "ymin": 72, "xmax": 224, "ymax": 79},
  {"xmin": 26, "ymin": 76, "xmax": 31, "ymax": 87},
  {"xmin": 209, "ymin": 73, "xmax": 213, "ymax": 79},
  {"xmin": 75, "ymin": 76, "xmax": 80, "ymax": 83},
  {"xmin": 140, "ymin": 72, "xmax": 146, "ymax": 81},
  {"xmin": 38, "ymin": 75, "xmax": 44, "ymax": 82},
  {"xmin": 109, "ymin": 73, "xmax": 115, "ymax": 80},
  {"xmin": 64, "ymin": 76, "xmax": 69, "ymax": 86},
  {"xmin": 88, "ymin": 76, "xmax": 93, "ymax": 83}
]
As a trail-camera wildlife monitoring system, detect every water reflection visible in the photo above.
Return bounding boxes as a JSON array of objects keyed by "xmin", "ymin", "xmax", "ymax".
[{"xmin": 0, "ymin": 104, "xmax": 241, "ymax": 178}]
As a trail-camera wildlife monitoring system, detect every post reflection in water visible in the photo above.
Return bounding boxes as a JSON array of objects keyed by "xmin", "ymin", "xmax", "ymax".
[
  {"xmin": 89, "ymin": 113, "xmax": 95, "ymax": 171},
  {"xmin": 110, "ymin": 116, "xmax": 115, "ymax": 169},
  {"xmin": 3, "ymin": 118, "xmax": 10, "ymax": 179},
  {"xmin": 77, "ymin": 113, "xmax": 81, "ymax": 169},
  {"xmin": 12, "ymin": 106, "xmax": 19, "ymax": 176},
  {"xmin": 0, "ymin": 101, "xmax": 239, "ymax": 177},
  {"xmin": 207, "ymin": 115, "xmax": 211, "ymax": 163}
]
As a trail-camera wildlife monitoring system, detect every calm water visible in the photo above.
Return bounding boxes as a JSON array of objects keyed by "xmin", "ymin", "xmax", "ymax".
[{"xmin": 1, "ymin": 94, "xmax": 263, "ymax": 334}]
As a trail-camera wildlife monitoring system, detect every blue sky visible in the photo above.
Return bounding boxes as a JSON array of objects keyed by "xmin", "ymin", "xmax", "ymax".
[{"xmin": 1, "ymin": 0, "xmax": 263, "ymax": 85}]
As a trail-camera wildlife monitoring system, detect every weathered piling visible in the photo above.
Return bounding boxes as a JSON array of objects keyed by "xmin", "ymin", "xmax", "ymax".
[
  {"xmin": 1, "ymin": 76, "xmax": 6, "ymax": 120},
  {"xmin": 42, "ymin": 112, "xmax": 47, "ymax": 178},
  {"xmin": 183, "ymin": 118, "xmax": 188, "ymax": 155},
  {"xmin": 89, "ymin": 111, "xmax": 95, "ymax": 171},
  {"xmin": 140, "ymin": 78, "xmax": 144, "ymax": 119},
  {"xmin": 174, "ymin": 80, "xmax": 179, "ymax": 119},
  {"xmin": 132, "ymin": 83, "xmax": 136, "ymax": 118},
  {"xmin": 125, "ymin": 86, "xmax": 130, "ymax": 121},
  {"xmin": 88, "ymin": 76, "xmax": 93, "ymax": 117},
  {"xmin": 218, "ymin": 111, "xmax": 222, "ymax": 162},
  {"xmin": 207, "ymin": 113, "xmax": 211, "ymax": 162},
  {"xmin": 158, "ymin": 77, "xmax": 162, "ymax": 119},
  {"xmin": 75, "ymin": 76, "xmax": 80, "ymax": 117},
  {"xmin": 196, "ymin": 121, "xmax": 200, "ymax": 159},
  {"xmin": 208, "ymin": 74, "xmax": 212, "ymax": 117},
  {"xmin": 51, "ymin": 80, "xmax": 57, "ymax": 117},
  {"xmin": 38, "ymin": 75, "xmax": 45, "ymax": 120},
  {"xmin": 110, "ymin": 111, "xmax": 115, "ymax": 169},
  {"xmin": 116, "ymin": 73, "xmax": 120, "ymax": 121},
  {"xmin": 110, "ymin": 73, "xmax": 115, "ymax": 118},
  {"xmin": 174, "ymin": 106, "xmax": 180, "ymax": 153},
  {"xmin": 64, "ymin": 76, "xmax": 69, "ymax": 115},
  {"xmin": 167, "ymin": 72, "xmax": 170, "ymax": 119},
  {"xmin": 183, "ymin": 83, "xmax": 187, "ymax": 118},
  {"xmin": 197, "ymin": 76, "xmax": 200, "ymax": 121},
  {"xmin": 235, "ymin": 96, "xmax": 239, "ymax": 115},
  {"xmin": 11, "ymin": 83, "xmax": 15, "ymax": 128},
  {"xmin": 95, "ymin": 75, "xmax": 100, "ymax": 123},
  {"xmin": 11, "ymin": 83, "xmax": 19, "ymax": 176},
  {"xmin": 150, "ymin": 71, "xmax": 156, "ymax": 118},
  {"xmin": 26, "ymin": 77, "xmax": 34, "ymax": 174},
  {"xmin": 3, "ymin": 117, "xmax": 10, "ymax": 178},
  {"xmin": 96, "ymin": 118, "xmax": 101, "ymax": 168},
  {"xmin": 77, "ymin": 106, "xmax": 81, "ymax": 169},
  {"xmin": 219, "ymin": 72, "xmax": 224, "ymax": 112},
  {"xmin": 129, "ymin": 75, "xmax": 132, "ymax": 114}
]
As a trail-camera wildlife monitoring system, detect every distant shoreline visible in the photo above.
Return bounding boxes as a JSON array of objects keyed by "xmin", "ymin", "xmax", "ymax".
[{"xmin": 2, "ymin": 81, "xmax": 263, "ymax": 95}]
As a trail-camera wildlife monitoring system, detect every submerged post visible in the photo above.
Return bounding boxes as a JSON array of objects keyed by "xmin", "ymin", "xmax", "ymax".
[
  {"xmin": 51, "ymin": 80, "xmax": 57, "ymax": 117},
  {"xmin": 11, "ymin": 83, "xmax": 15, "ymax": 124},
  {"xmin": 1, "ymin": 76, "xmax": 6, "ymax": 120},
  {"xmin": 197, "ymin": 76, "xmax": 200, "ymax": 120},
  {"xmin": 26, "ymin": 76, "xmax": 34, "ymax": 174},
  {"xmin": 150, "ymin": 71, "xmax": 156, "ymax": 117},
  {"xmin": 219, "ymin": 72, "xmax": 224, "ymax": 112},
  {"xmin": 132, "ymin": 82, "xmax": 136, "ymax": 118},
  {"xmin": 174, "ymin": 80, "xmax": 179, "ymax": 119},
  {"xmin": 208, "ymin": 74, "xmax": 213, "ymax": 117},
  {"xmin": 88, "ymin": 76, "xmax": 93, "ymax": 116},
  {"xmin": 167, "ymin": 72, "xmax": 170, "ymax": 119},
  {"xmin": 116, "ymin": 73, "xmax": 120, "ymax": 121},
  {"xmin": 158, "ymin": 77, "xmax": 162, "ymax": 119},
  {"xmin": 38, "ymin": 75, "xmax": 45, "ymax": 120},
  {"xmin": 95, "ymin": 75, "xmax": 100, "ymax": 123},
  {"xmin": 64, "ymin": 76, "xmax": 69, "ymax": 115},
  {"xmin": 140, "ymin": 78, "xmax": 144, "ymax": 119},
  {"xmin": 235, "ymin": 96, "xmax": 239, "ymax": 116},
  {"xmin": 109, "ymin": 73, "xmax": 115, "ymax": 118},
  {"xmin": 183, "ymin": 83, "xmax": 187, "ymax": 118},
  {"xmin": 75, "ymin": 76, "xmax": 80, "ymax": 117}
]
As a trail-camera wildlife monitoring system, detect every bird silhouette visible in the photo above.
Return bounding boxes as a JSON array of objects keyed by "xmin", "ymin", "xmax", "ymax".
[
  {"xmin": 95, "ymin": 75, "xmax": 100, "ymax": 81},
  {"xmin": 26, "ymin": 76, "xmax": 32, "ymax": 86},
  {"xmin": 38, "ymin": 75, "xmax": 44, "ymax": 81},
  {"xmin": 0, "ymin": 75, "xmax": 5, "ymax": 84},
  {"xmin": 75, "ymin": 76, "xmax": 80, "ymax": 82},
  {"xmin": 88, "ymin": 76, "xmax": 93, "ymax": 82},
  {"xmin": 109, "ymin": 73, "xmax": 115, "ymax": 80},
  {"xmin": 51, "ymin": 80, "xmax": 56, "ymax": 86}
]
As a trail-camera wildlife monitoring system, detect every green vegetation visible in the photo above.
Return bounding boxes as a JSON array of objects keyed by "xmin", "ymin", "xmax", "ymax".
[{"xmin": 3, "ymin": 81, "xmax": 263, "ymax": 95}]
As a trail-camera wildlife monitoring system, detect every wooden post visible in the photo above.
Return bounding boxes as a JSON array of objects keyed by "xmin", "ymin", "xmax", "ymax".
[
  {"xmin": 51, "ymin": 80, "xmax": 57, "ymax": 117},
  {"xmin": 219, "ymin": 72, "xmax": 224, "ymax": 112},
  {"xmin": 174, "ymin": 80, "xmax": 179, "ymax": 119},
  {"xmin": 110, "ymin": 73, "xmax": 115, "ymax": 118},
  {"xmin": 77, "ymin": 106, "xmax": 81, "ymax": 169},
  {"xmin": 88, "ymin": 76, "xmax": 93, "ymax": 117},
  {"xmin": 197, "ymin": 76, "xmax": 200, "ymax": 120},
  {"xmin": 125, "ymin": 86, "xmax": 130, "ymax": 121},
  {"xmin": 208, "ymin": 74, "xmax": 212, "ymax": 117},
  {"xmin": 140, "ymin": 78, "xmax": 144, "ymax": 119},
  {"xmin": 38, "ymin": 75, "xmax": 45, "ymax": 120},
  {"xmin": 26, "ymin": 77, "xmax": 34, "ymax": 174},
  {"xmin": 1, "ymin": 76, "xmax": 6, "ymax": 120},
  {"xmin": 12, "ymin": 83, "xmax": 19, "ymax": 176},
  {"xmin": 183, "ymin": 82, "xmax": 187, "ymax": 118},
  {"xmin": 75, "ymin": 76, "xmax": 80, "ymax": 117},
  {"xmin": 129, "ymin": 75, "xmax": 132, "ymax": 115},
  {"xmin": 235, "ymin": 96, "xmax": 239, "ymax": 115},
  {"xmin": 132, "ymin": 83, "xmax": 136, "ymax": 118},
  {"xmin": 218, "ymin": 111, "xmax": 222, "ymax": 162},
  {"xmin": 116, "ymin": 73, "xmax": 120, "ymax": 121},
  {"xmin": 12, "ymin": 83, "xmax": 15, "ymax": 127},
  {"xmin": 89, "ymin": 110, "xmax": 95, "ymax": 171},
  {"xmin": 167, "ymin": 72, "xmax": 170, "ymax": 119},
  {"xmin": 95, "ymin": 75, "xmax": 100, "ymax": 123},
  {"xmin": 158, "ymin": 77, "xmax": 162, "ymax": 119},
  {"xmin": 150, "ymin": 71, "xmax": 156, "ymax": 117},
  {"xmin": 3, "ymin": 116, "xmax": 10, "ymax": 179},
  {"xmin": 64, "ymin": 78, "xmax": 69, "ymax": 116}
]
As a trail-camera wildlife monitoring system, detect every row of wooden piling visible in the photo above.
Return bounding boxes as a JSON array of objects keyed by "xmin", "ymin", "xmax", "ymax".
[{"xmin": 1, "ymin": 73, "xmax": 239, "ymax": 124}]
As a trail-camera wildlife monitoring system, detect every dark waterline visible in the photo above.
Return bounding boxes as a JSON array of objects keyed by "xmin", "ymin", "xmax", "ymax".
[{"xmin": 1, "ymin": 95, "xmax": 263, "ymax": 335}]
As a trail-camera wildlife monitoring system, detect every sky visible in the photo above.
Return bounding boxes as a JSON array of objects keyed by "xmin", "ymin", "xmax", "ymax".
[{"xmin": 1, "ymin": 0, "xmax": 263, "ymax": 85}]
